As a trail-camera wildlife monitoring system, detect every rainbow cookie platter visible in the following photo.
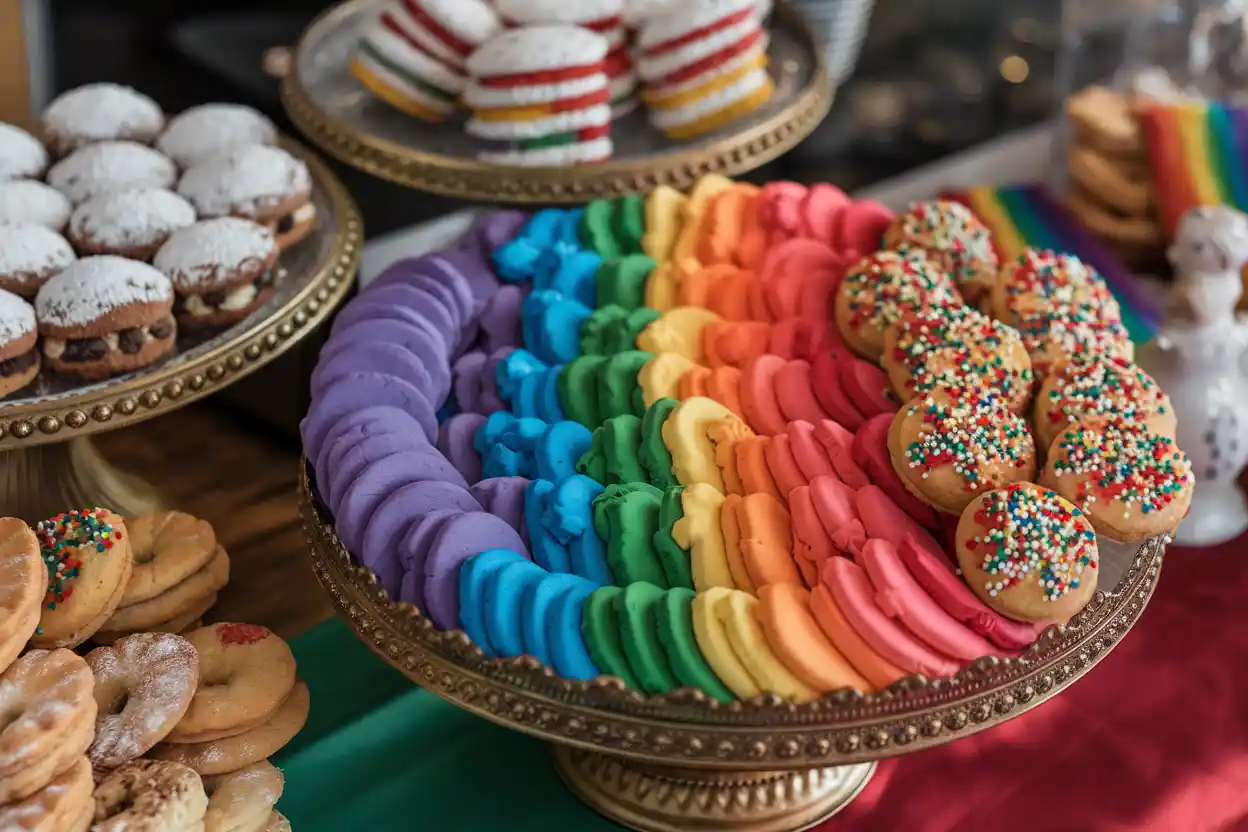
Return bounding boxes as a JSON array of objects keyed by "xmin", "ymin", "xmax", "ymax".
[{"xmin": 302, "ymin": 173, "xmax": 1192, "ymax": 708}]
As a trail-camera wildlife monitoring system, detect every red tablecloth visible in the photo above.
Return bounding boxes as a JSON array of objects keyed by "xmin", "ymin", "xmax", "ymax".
[{"xmin": 825, "ymin": 532, "xmax": 1248, "ymax": 831}]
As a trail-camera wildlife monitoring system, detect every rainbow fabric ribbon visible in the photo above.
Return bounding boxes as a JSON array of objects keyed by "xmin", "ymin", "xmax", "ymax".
[{"xmin": 942, "ymin": 184, "xmax": 1163, "ymax": 342}]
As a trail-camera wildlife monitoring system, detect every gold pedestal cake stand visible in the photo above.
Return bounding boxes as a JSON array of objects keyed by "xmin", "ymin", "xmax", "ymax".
[
  {"xmin": 0, "ymin": 140, "xmax": 361, "ymax": 522},
  {"xmin": 299, "ymin": 463, "xmax": 1167, "ymax": 832},
  {"xmin": 280, "ymin": 0, "xmax": 834, "ymax": 204}
]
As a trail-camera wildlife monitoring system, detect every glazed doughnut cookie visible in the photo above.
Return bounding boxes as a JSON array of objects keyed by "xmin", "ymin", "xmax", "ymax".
[
  {"xmin": 833, "ymin": 249, "xmax": 959, "ymax": 361},
  {"xmin": 956, "ymin": 483, "xmax": 1099, "ymax": 624},
  {"xmin": 0, "ymin": 180, "xmax": 72, "ymax": 231},
  {"xmin": 1033, "ymin": 354, "xmax": 1175, "ymax": 451},
  {"xmin": 46, "ymin": 140, "xmax": 177, "ymax": 205},
  {"xmin": 0, "ymin": 222, "xmax": 76, "ymax": 297},
  {"xmin": 30, "ymin": 508, "xmax": 133, "ymax": 649},
  {"xmin": 889, "ymin": 387, "xmax": 1036, "ymax": 515},
  {"xmin": 0, "ymin": 290, "xmax": 41, "ymax": 398},
  {"xmin": 0, "ymin": 756, "xmax": 92, "ymax": 832},
  {"xmin": 151, "ymin": 681, "xmax": 310, "ymax": 775},
  {"xmin": 202, "ymin": 759, "xmax": 284, "ymax": 832},
  {"xmin": 40, "ymin": 82, "xmax": 164, "ymax": 158},
  {"xmin": 177, "ymin": 145, "xmax": 316, "ymax": 252},
  {"xmin": 883, "ymin": 199, "xmax": 999, "ymax": 303},
  {"xmin": 156, "ymin": 103, "xmax": 278, "ymax": 169},
  {"xmin": 154, "ymin": 218, "xmax": 281, "ymax": 329},
  {"xmin": 92, "ymin": 759, "xmax": 208, "ymax": 831},
  {"xmin": 35, "ymin": 256, "xmax": 176, "ymax": 381},
  {"xmin": 118, "ymin": 511, "xmax": 218, "ymax": 606},
  {"xmin": 67, "ymin": 187, "xmax": 197, "ymax": 261},
  {"xmin": 0, "ymin": 518, "xmax": 45, "ymax": 674},
  {"xmin": 166, "ymin": 623, "xmax": 297, "ymax": 743},
  {"xmin": 85, "ymin": 632, "xmax": 200, "ymax": 773},
  {"xmin": 0, "ymin": 649, "xmax": 97, "ymax": 804},
  {"xmin": 1041, "ymin": 421, "xmax": 1193, "ymax": 542},
  {"xmin": 99, "ymin": 543, "xmax": 229, "ymax": 635},
  {"xmin": 0, "ymin": 122, "xmax": 48, "ymax": 180}
]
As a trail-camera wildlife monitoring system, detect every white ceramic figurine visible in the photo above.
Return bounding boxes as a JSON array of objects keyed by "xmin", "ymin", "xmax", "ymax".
[{"xmin": 1137, "ymin": 205, "xmax": 1248, "ymax": 546}]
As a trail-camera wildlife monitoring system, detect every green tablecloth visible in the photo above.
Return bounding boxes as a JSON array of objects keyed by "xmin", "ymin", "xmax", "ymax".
[{"xmin": 281, "ymin": 618, "xmax": 621, "ymax": 830}]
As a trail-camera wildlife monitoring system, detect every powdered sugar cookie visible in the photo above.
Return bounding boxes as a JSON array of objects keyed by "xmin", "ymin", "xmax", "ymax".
[
  {"xmin": 92, "ymin": 759, "xmax": 208, "ymax": 831},
  {"xmin": 0, "ymin": 518, "xmax": 45, "ymax": 675},
  {"xmin": 0, "ymin": 755, "xmax": 92, "ymax": 832},
  {"xmin": 0, "ymin": 290, "xmax": 39, "ymax": 397},
  {"xmin": 46, "ymin": 141, "xmax": 176, "ymax": 206},
  {"xmin": 177, "ymin": 145, "xmax": 315, "ymax": 251},
  {"xmin": 0, "ymin": 122, "xmax": 48, "ymax": 180},
  {"xmin": 0, "ymin": 222, "xmax": 76, "ymax": 297},
  {"xmin": 0, "ymin": 180, "xmax": 72, "ymax": 231},
  {"xmin": 85, "ymin": 632, "xmax": 199, "ymax": 773},
  {"xmin": 885, "ymin": 199, "xmax": 999, "ymax": 303},
  {"xmin": 157, "ymin": 104, "xmax": 278, "ymax": 169},
  {"xmin": 1034, "ymin": 354, "xmax": 1174, "ymax": 451},
  {"xmin": 68, "ymin": 188, "xmax": 197, "ymax": 261},
  {"xmin": 35, "ymin": 256, "xmax": 175, "ymax": 381},
  {"xmin": 155, "ymin": 217, "xmax": 280, "ymax": 329},
  {"xmin": 41, "ymin": 83, "xmax": 164, "ymax": 158},
  {"xmin": 202, "ymin": 760, "xmax": 284, "ymax": 832}
]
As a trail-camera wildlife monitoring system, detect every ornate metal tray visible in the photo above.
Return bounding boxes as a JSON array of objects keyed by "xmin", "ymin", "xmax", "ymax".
[
  {"xmin": 299, "ymin": 461, "xmax": 1166, "ymax": 831},
  {"xmin": 280, "ymin": 0, "xmax": 834, "ymax": 203}
]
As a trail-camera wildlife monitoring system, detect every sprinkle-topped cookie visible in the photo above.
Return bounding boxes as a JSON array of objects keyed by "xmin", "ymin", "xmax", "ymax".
[
  {"xmin": 834, "ymin": 249, "xmax": 959, "ymax": 361},
  {"xmin": 36, "ymin": 507, "xmax": 122, "ymax": 609},
  {"xmin": 41, "ymin": 83, "xmax": 164, "ymax": 157},
  {"xmin": 35, "ymin": 255, "xmax": 173, "ymax": 330},
  {"xmin": 177, "ymin": 145, "xmax": 311, "ymax": 219},
  {"xmin": 156, "ymin": 103, "xmax": 278, "ymax": 169},
  {"xmin": 1036, "ymin": 354, "xmax": 1173, "ymax": 450},
  {"xmin": 884, "ymin": 199, "xmax": 999, "ymax": 301},
  {"xmin": 0, "ymin": 181, "xmax": 72, "ymax": 231},
  {"xmin": 46, "ymin": 141, "xmax": 177, "ymax": 205},
  {"xmin": 0, "ymin": 222, "xmax": 77, "ymax": 297},
  {"xmin": 0, "ymin": 122, "xmax": 48, "ymax": 180},
  {"xmin": 900, "ymin": 390, "xmax": 1033, "ymax": 494}
]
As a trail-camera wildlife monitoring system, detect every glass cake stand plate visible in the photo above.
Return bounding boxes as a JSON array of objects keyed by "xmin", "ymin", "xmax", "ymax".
[
  {"xmin": 0, "ymin": 139, "xmax": 362, "ymax": 521},
  {"xmin": 298, "ymin": 461, "xmax": 1167, "ymax": 832},
  {"xmin": 280, "ymin": 0, "xmax": 834, "ymax": 203}
]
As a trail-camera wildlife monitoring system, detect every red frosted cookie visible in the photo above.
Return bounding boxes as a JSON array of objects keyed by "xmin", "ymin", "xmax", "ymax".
[
  {"xmin": 853, "ymin": 485, "xmax": 944, "ymax": 564},
  {"xmin": 810, "ymin": 349, "xmax": 866, "ymax": 430},
  {"xmin": 809, "ymin": 474, "xmax": 866, "ymax": 557},
  {"xmin": 850, "ymin": 414, "xmax": 938, "ymax": 528},
  {"xmin": 763, "ymin": 433, "xmax": 807, "ymax": 500},
  {"xmin": 773, "ymin": 359, "xmax": 829, "ymax": 424},
  {"xmin": 809, "ymin": 583, "xmax": 905, "ymax": 690},
  {"xmin": 812, "ymin": 419, "xmax": 870, "ymax": 489}
]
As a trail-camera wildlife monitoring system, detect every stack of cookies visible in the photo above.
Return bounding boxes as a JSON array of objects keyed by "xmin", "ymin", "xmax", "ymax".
[
  {"xmin": 636, "ymin": 0, "xmax": 774, "ymax": 140},
  {"xmin": 1063, "ymin": 86, "xmax": 1165, "ymax": 268},
  {"xmin": 464, "ymin": 26, "xmax": 614, "ymax": 166}
]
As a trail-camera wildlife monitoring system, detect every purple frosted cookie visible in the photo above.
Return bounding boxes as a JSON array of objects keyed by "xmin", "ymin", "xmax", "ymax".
[
  {"xmin": 311, "ymin": 341, "xmax": 436, "ymax": 400},
  {"xmin": 398, "ymin": 508, "xmax": 463, "ymax": 609},
  {"xmin": 430, "ymin": 249, "xmax": 497, "ymax": 310},
  {"xmin": 336, "ymin": 283, "xmax": 460, "ymax": 350},
  {"xmin": 325, "ymin": 429, "xmax": 429, "ymax": 515},
  {"xmin": 370, "ymin": 255, "xmax": 474, "ymax": 325},
  {"xmin": 314, "ymin": 405, "xmax": 418, "ymax": 487},
  {"xmin": 451, "ymin": 351, "xmax": 487, "ymax": 415},
  {"xmin": 479, "ymin": 348, "xmax": 514, "ymax": 414},
  {"xmin": 469, "ymin": 476, "xmax": 529, "ymax": 540},
  {"xmin": 360, "ymin": 479, "xmax": 482, "ymax": 598},
  {"xmin": 321, "ymin": 321, "xmax": 450, "ymax": 404},
  {"xmin": 330, "ymin": 299, "xmax": 457, "ymax": 355},
  {"xmin": 335, "ymin": 450, "xmax": 470, "ymax": 555},
  {"xmin": 424, "ymin": 512, "xmax": 530, "ymax": 630},
  {"xmin": 477, "ymin": 285, "xmax": 525, "ymax": 353},
  {"xmin": 473, "ymin": 210, "xmax": 529, "ymax": 253},
  {"xmin": 302, "ymin": 371, "xmax": 438, "ymax": 462},
  {"xmin": 366, "ymin": 260, "xmax": 467, "ymax": 329},
  {"xmin": 437, "ymin": 413, "xmax": 486, "ymax": 484}
]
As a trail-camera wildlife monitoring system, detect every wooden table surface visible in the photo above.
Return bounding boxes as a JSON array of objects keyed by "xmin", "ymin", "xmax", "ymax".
[{"xmin": 97, "ymin": 403, "xmax": 332, "ymax": 640}]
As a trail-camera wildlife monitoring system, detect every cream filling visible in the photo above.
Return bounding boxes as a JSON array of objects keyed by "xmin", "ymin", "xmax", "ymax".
[
  {"xmin": 291, "ymin": 203, "xmax": 316, "ymax": 224},
  {"xmin": 185, "ymin": 283, "xmax": 258, "ymax": 317},
  {"xmin": 43, "ymin": 332, "xmax": 121, "ymax": 359}
]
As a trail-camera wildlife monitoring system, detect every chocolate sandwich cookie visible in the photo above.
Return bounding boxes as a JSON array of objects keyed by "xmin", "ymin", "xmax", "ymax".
[
  {"xmin": 177, "ymin": 145, "xmax": 316, "ymax": 252},
  {"xmin": 46, "ymin": 141, "xmax": 177, "ymax": 205},
  {"xmin": 0, "ymin": 181, "xmax": 72, "ymax": 231},
  {"xmin": 156, "ymin": 103, "xmax": 278, "ymax": 169},
  {"xmin": 0, "ymin": 122, "xmax": 48, "ymax": 180},
  {"xmin": 0, "ymin": 222, "xmax": 76, "ymax": 297},
  {"xmin": 68, "ymin": 188, "xmax": 197, "ymax": 261},
  {"xmin": 0, "ymin": 290, "xmax": 40, "ymax": 397},
  {"xmin": 154, "ymin": 218, "xmax": 280, "ymax": 329},
  {"xmin": 35, "ymin": 255, "xmax": 176, "ymax": 381},
  {"xmin": 40, "ymin": 83, "xmax": 164, "ymax": 158}
]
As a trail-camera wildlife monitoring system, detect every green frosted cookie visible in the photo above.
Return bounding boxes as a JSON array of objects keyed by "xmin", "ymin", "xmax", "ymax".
[
  {"xmin": 576, "ymin": 426, "xmax": 609, "ymax": 483},
  {"xmin": 580, "ymin": 304, "xmax": 630, "ymax": 355},
  {"xmin": 652, "ymin": 486, "xmax": 694, "ymax": 589},
  {"xmin": 614, "ymin": 582, "xmax": 679, "ymax": 695},
  {"xmin": 613, "ymin": 194, "xmax": 646, "ymax": 255},
  {"xmin": 604, "ymin": 307, "xmax": 660, "ymax": 355},
  {"xmin": 602, "ymin": 414, "xmax": 648, "ymax": 485},
  {"xmin": 579, "ymin": 199, "xmax": 622, "ymax": 261},
  {"xmin": 582, "ymin": 586, "xmax": 640, "ymax": 690},
  {"xmin": 592, "ymin": 482, "xmax": 667, "ymax": 587},
  {"xmin": 559, "ymin": 355, "xmax": 607, "ymax": 427},
  {"xmin": 598, "ymin": 350, "xmax": 652, "ymax": 419},
  {"xmin": 655, "ymin": 587, "xmax": 735, "ymax": 702},
  {"xmin": 639, "ymin": 397, "xmax": 680, "ymax": 488},
  {"xmin": 595, "ymin": 254, "xmax": 655, "ymax": 310}
]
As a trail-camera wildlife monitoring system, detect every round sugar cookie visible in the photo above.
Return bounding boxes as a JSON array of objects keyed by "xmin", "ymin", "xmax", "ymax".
[
  {"xmin": 398, "ymin": 509, "xmax": 462, "ymax": 608},
  {"xmin": 582, "ymin": 586, "xmax": 642, "ymax": 690},
  {"xmin": 0, "ymin": 518, "xmax": 46, "ymax": 674},
  {"xmin": 756, "ymin": 582, "xmax": 870, "ymax": 693},
  {"xmin": 41, "ymin": 83, "xmax": 163, "ymax": 157},
  {"xmin": 521, "ymin": 572, "xmax": 598, "ymax": 669},
  {"xmin": 834, "ymin": 250, "xmax": 959, "ymax": 361},
  {"xmin": 716, "ymin": 589, "xmax": 818, "ymax": 702},
  {"xmin": 32, "ymin": 508, "xmax": 133, "ymax": 649},
  {"xmin": 0, "ymin": 181, "xmax": 72, "ymax": 232},
  {"xmin": 614, "ymin": 582, "xmax": 679, "ymax": 695},
  {"xmin": 884, "ymin": 199, "xmax": 998, "ymax": 302},
  {"xmin": 1033, "ymin": 354, "xmax": 1174, "ymax": 452},
  {"xmin": 690, "ymin": 587, "xmax": 757, "ymax": 700},
  {"xmin": 654, "ymin": 587, "xmax": 734, "ymax": 702}
]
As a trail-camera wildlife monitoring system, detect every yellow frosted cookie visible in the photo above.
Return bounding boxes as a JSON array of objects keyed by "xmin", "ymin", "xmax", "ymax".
[
  {"xmin": 673, "ymin": 484, "xmax": 734, "ymax": 590},
  {"xmin": 642, "ymin": 186, "xmax": 687, "ymax": 262},
  {"xmin": 717, "ymin": 590, "xmax": 818, "ymax": 702},
  {"xmin": 637, "ymin": 352, "xmax": 695, "ymax": 408},
  {"xmin": 691, "ymin": 587, "xmax": 758, "ymax": 700},
  {"xmin": 644, "ymin": 261, "xmax": 679, "ymax": 313},
  {"xmin": 662, "ymin": 397, "xmax": 754, "ymax": 493},
  {"xmin": 636, "ymin": 306, "xmax": 722, "ymax": 364}
]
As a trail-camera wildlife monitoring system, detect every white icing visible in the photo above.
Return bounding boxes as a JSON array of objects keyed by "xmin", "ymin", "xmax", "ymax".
[
  {"xmin": 649, "ymin": 67, "xmax": 768, "ymax": 128},
  {"xmin": 495, "ymin": 0, "xmax": 622, "ymax": 25},
  {"xmin": 0, "ymin": 123, "xmax": 48, "ymax": 181},
  {"xmin": 381, "ymin": 5, "xmax": 468, "ymax": 70},
  {"xmin": 176, "ymin": 145, "xmax": 311, "ymax": 220},
  {"xmin": 358, "ymin": 11, "xmax": 467, "ymax": 94},
  {"xmin": 0, "ymin": 222, "xmax": 76, "ymax": 280},
  {"xmin": 43, "ymin": 339, "xmax": 63, "ymax": 359},
  {"xmin": 290, "ymin": 203, "xmax": 316, "ymax": 224},
  {"xmin": 36, "ymin": 255, "xmax": 172, "ymax": 328},
  {"xmin": 467, "ymin": 104, "xmax": 611, "ymax": 139},
  {"xmin": 467, "ymin": 26, "xmax": 608, "ymax": 78},
  {"xmin": 0, "ymin": 290, "xmax": 36, "ymax": 343},
  {"xmin": 46, "ymin": 141, "xmax": 177, "ymax": 206},
  {"xmin": 154, "ymin": 217, "xmax": 276, "ymax": 291},
  {"xmin": 642, "ymin": 38, "xmax": 766, "ymax": 96},
  {"xmin": 421, "ymin": 0, "xmax": 502, "ymax": 46},
  {"xmin": 636, "ymin": 17, "xmax": 760, "ymax": 81},
  {"xmin": 41, "ymin": 83, "xmax": 163, "ymax": 147},
  {"xmin": 156, "ymin": 104, "xmax": 278, "ymax": 169},
  {"xmin": 69, "ymin": 188, "xmax": 196, "ymax": 251},
  {"xmin": 637, "ymin": 0, "xmax": 754, "ymax": 50},
  {"xmin": 624, "ymin": 0, "xmax": 678, "ymax": 28},
  {"xmin": 0, "ymin": 181, "xmax": 72, "ymax": 231},
  {"xmin": 462, "ymin": 74, "xmax": 607, "ymax": 108},
  {"xmin": 478, "ymin": 136, "xmax": 613, "ymax": 166},
  {"xmin": 609, "ymin": 71, "xmax": 638, "ymax": 100}
]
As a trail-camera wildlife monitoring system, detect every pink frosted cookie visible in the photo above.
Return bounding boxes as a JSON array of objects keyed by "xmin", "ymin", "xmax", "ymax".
[
  {"xmin": 0, "ymin": 222, "xmax": 76, "ymax": 297},
  {"xmin": 68, "ymin": 188, "xmax": 197, "ymax": 261},
  {"xmin": 798, "ymin": 183, "xmax": 850, "ymax": 245},
  {"xmin": 157, "ymin": 104, "xmax": 278, "ymax": 169},
  {"xmin": 809, "ymin": 349, "xmax": 866, "ymax": 431},
  {"xmin": 154, "ymin": 217, "xmax": 280, "ymax": 329},
  {"xmin": 833, "ymin": 198, "xmax": 894, "ymax": 256},
  {"xmin": 853, "ymin": 485, "xmax": 944, "ymax": 563},
  {"xmin": 40, "ymin": 83, "xmax": 164, "ymax": 158},
  {"xmin": 46, "ymin": 141, "xmax": 177, "ymax": 206},
  {"xmin": 0, "ymin": 181, "xmax": 72, "ymax": 232},
  {"xmin": 808, "ymin": 474, "xmax": 866, "ymax": 557},
  {"xmin": 0, "ymin": 122, "xmax": 48, "ymax": 180},
  {"xmin": 812, "ymin": 419, "xmax": 869, "ymax": 489},
  {"xmin": 850, "ymin": 414, "xmax": 938, "ymax": 528}
]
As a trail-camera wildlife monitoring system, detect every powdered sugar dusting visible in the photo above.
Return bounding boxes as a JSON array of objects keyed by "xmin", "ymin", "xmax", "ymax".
[
  {"xmin": 0, "ymin": 223, "xmax": 75, "ymax": 281},
  {"xmin": 0, "ymin": 123, "xmax": 47, "ymax": 181},
  {"xmin": 0, "ymin": 291, "xmax": 35, "ymax": 344},
  {"xmin": 0, "ymin": 182, "xmax": 71, "ymax": 231},
  {"xmin": 153, "ymin": 217, "xmax": 277, "ymax": 291},
  {"xmin": 35, "ymin": 256, "xmax": 172, "ymax": 328},
  {"xmin": 177, "ymin": 145, "xmax": 311, "ymax": 219},
  {"xmin": 157, "ymin": 104, "xmax": 278, "ymax": 169},
  {"xmin": 47, "ymin": 141, "xmax": 177, "ymax": 206},
  {"xmin": 41, "ymin": 83, "xmax": 163, "ymax": 147},
  {"xmin": 70, "ymin": 188, "xmax": 197, "ymax": 250}
]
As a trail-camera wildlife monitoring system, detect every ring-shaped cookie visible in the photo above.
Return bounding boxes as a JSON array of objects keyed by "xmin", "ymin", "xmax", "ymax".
[
  {"xmin": 92, "ymin": 759, "xmax": 208, "ymax": 832},
  {"xmin": 0, "ymin": 755, "xmax": 92, "ymax": 832},
  {"xmin": 203, "ymin": 759, "xmax": 284, "ymax": 832},
  {"xmin": 0, "ymin": 518, "xmax": 46, "ymax": 674},
  {"xmin": 120, "ymin": 511, "xmax": 217, "ymax": 606}
]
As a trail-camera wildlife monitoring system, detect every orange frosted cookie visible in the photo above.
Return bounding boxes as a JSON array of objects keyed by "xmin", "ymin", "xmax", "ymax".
[{"xmin": 757, "ymin": 583, "xmax": 870, "ymax": 693}]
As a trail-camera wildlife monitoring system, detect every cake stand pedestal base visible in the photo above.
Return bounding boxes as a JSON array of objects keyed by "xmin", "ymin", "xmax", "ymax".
[
  {"xmin": 0, "ymin": 437, "xmax": 163, "ymax": 522},
  {"xmin": 552, "ymin": 746, "xmax": 876, "ymax": 832}
]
